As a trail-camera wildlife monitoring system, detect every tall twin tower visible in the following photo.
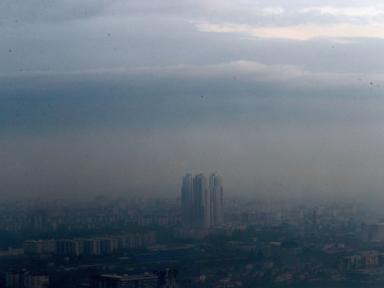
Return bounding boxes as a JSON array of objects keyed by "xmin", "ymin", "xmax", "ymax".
[{"xmin": 181, "ymin": 173, "xmax": 224, "ymax": 228}]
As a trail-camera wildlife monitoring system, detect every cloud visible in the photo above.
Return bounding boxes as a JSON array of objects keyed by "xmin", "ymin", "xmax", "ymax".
[
  {"xmin": 2, "ymin": 60, "xmax": 381, "ymax": 93},
  {"xmin": 3, "ymin": 0, "xmax": 384, "ymax": 201},
  {"xmin": 1, "ymin": 58, "xmax": 384, "ymax": 199},
  {"xmin": 300, "ymin": 5, "xmax": 384, "ymax": 18},
  {"xmin": 196, "ymin": 21, "xmax": 384, "ymax": 41},
  {"xmin": 1, "ymin": 60, "xmax": 383, "ymax": 137},
  {"xmin": 198, "ymin": 1, "xmax": 285, "ymax": 17},
  {"xmin": 190, "ymin": 3, "xmax": 384, "ymax": 41}
]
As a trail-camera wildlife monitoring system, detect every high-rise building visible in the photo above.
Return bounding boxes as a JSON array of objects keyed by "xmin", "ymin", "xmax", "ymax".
[
  {"xmin": 181, "ymin": 174, "xmax": 193, "ymax": 226},
  {"xmin": 181, "ymin": 173, "xmax": 223, "ymax": 228},
  {"xmin": 209, "ymin": 173, "xmax": 224, "ymax": 226},
  {"xmin": 193, "ymin": 174, "xmax": 210, "ymax": 228}
]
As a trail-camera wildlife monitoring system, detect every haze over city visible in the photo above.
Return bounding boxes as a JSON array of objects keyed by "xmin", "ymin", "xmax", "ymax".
[
  {"xmin": 5, "ymin": 1, "xmax": 384, "ymax": 288},
  {"xmin": 2, "ymin": 0, "xmax": 384, "ymax": 201}
]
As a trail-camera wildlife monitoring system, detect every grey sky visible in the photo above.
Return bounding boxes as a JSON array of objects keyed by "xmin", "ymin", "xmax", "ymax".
[{"xmin": 1, "ymin": 0, "xmax": 384, "ymax": 200}]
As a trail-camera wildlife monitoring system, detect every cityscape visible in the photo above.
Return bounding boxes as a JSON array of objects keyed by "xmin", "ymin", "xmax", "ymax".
[
  {"xmin": 2, "ymin": 174, "xmax": 384, "ymax": 287},
  {"xmin": 3, "ymin": 0, "xmax": 384, "ymax": 287}
]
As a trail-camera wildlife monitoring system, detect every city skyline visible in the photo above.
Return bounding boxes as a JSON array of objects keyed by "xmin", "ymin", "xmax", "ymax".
[{"xmin": 3, "ymin": 0, "xmax": 384, "ymax": 287}]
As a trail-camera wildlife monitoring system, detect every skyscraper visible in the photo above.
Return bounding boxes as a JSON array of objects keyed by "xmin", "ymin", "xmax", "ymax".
[
  {"xmin": 181, "ymin": 174, "xmax": 193, "ymax": 226},
  {"xmin": 193, "ymin": 173, "xmax": 210, "ymax": 228},
  {"xmin": 209, "ymin": 173, "xmax": 224, "ymax": 226},
  {"xmin": 181, "ymin": 173, "xmax": 223, "ymax": 228}
]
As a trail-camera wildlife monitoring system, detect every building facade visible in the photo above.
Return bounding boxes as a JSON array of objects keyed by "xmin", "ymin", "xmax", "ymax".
[
  {"xmin": 181, "ymin": 173, "xmax": 224, "ymax": 228},
  {"xmin": 209, "ymin": 173, "xmax": 224, "ymax": 226}
]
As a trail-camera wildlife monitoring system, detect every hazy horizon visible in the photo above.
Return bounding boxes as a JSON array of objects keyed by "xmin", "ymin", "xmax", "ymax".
[{"xmin": 2, "ymin": 0, "xmax": 384, "ymax": 201}]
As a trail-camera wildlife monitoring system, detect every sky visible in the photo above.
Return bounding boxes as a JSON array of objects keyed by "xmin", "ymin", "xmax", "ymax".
[{"xmin": 2, "ymin": 0, "xmax": 384, "ymax": 201}]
